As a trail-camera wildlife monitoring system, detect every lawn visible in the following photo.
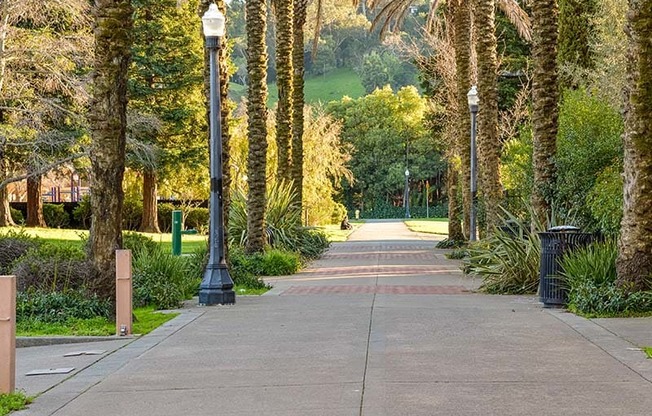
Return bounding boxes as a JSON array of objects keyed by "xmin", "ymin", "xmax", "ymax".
[
  {"xmin": 404, "ymin": 218, "xmax": 449, "ymax": 235},
  {"xmin": 0, "ymin": 227, "xmax": 207, "ymax": 255},
  {"xmin": 17, "ymin": 307, "xmax": 178, "ymax": 337},
  {"xmin": 316, "ymin": 222, "xmax": 361, "ymax": 242},
  {"xmin": 267, "ymin": 68, "xmax": 365, "ymax": 107}
]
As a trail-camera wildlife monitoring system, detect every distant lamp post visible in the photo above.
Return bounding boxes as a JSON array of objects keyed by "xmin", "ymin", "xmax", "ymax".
[
  {"xmin": 404, "ymin": 168, "xmax": 411, "ymax": 218},
  {"xmin": 199, "ymin": 3, "xmax": 235, "ymax": 306},
  {"xmin": 71, "ymin": 172, "xmax": 79, "ymax": 202},
  {"xmin": 467, "ymin": 85, "xmax": 479, "ymax": 242}
]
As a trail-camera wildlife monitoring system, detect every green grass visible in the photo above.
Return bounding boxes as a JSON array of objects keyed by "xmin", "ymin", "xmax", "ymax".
[
  {"xmin": 404, "ymin": 218, "xmax": 449, "ymax": 235},
  {"xmin": 316, "ymin": 222, "xmax": 361, "ymax": 242},
  {"xmin": 0, "ymin": 392, "xmax": 31, "ymax": 416},
  {"xmin": 17, "ymin": 307, "xmax": 178, "ymax": 337},
  {"xmin": 645, "ymin": 347, "xmax": 652, "ymax": 359},
  {"xmin": 234, "ymin": 284, "xmax": 270, "ymax": 296},
  {"xmin": 0, "ymin": 227, "xmax": 207, "ymax": 255},
  {"xmin": 267, "ymin": 68, "xmax": 365, "ymax": 107}
]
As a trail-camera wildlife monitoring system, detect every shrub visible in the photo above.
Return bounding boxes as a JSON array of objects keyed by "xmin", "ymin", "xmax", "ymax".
[
  {"xmin": 122, "ymin": 198, "xmax": 143, "ymax": 231},
  {"xmin": 293, "ymin": 228, "xmax": 330, "ymax": 260},
  {"xmin": 72, "ymin": 195, "xmax": 92, "ymax": 229},
  {"xmin": 43, "ymin": 204, "xmax": 70, "ymax": 228},
  {"xmin": 561, "ymin": 240, "xmax": 652, "ymax": 316},
  {"xmin": 157, "ymin": 203, "xmax": 176, "ymax": 232},
  {"xmin": 16, "ymin": 289, "xmax": 112, "ymax": 324},
  {"xmin": 13, "ymin": 242, "xmax": 93, "ymax": 292},
  {"xmin": 132, "ymin": 246, "xmax": 199, "ymax": 309},
  {"xmin": 185, "ymin": 207, "xmax": 209, "ymax": 234},
  {"xmin": 10, "ymin": 207, "xmax": 24, "ymax": 225},
  {"xmin": 586, "ymin": 165, "xmax": 623, "ymax": 235},
  {"xmin": 0, "ymin": 229, "xmax": 39, "ymax": 274},
  {"xmin": 122, "ymin": 231, "xmax": 158, "ymax": 255}
]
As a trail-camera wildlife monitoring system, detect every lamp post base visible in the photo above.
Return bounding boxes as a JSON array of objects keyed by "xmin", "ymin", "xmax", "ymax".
[{"xmin": 199, "ymin": 265, "xmax": 235, "ymax": 306}]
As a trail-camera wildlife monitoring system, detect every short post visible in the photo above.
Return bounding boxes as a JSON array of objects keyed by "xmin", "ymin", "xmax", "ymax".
[
  {"xmin": 172, "ymin": 210, "xmax": 182, "ymax": 256},
  {"xmin": 115, "ymin": 250, "xmax": 132, "ymax": 336},
  {"xmin": 0, "ymin": 275, "xmax": 16, "ymax": 394}
]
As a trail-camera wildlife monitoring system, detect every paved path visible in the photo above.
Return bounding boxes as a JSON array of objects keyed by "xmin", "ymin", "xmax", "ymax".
[{"xmin": 14, "ymin": 221, "xmax": 652, "ymax": 415}]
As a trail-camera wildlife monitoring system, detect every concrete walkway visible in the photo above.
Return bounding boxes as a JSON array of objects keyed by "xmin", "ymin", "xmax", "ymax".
[{"xmin": 14, "ymin": 220, "xmax": 652, "ymax": 415}]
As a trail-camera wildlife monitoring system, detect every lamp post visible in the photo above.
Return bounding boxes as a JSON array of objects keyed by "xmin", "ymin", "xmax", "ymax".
[
  {"xmin": 199, "ymin": 3, "xmax": 235, "ymax": 305},
  {"xmin": 467, "ymin": 85, "xmax": 479, "ymax": 242},
  {"xmin": 404, "ymin": 168, "xmax": 410, "ymax": 218},
  {"xmin": 72, "ymin": 173, "xmax": 79, "ymax": 202}
]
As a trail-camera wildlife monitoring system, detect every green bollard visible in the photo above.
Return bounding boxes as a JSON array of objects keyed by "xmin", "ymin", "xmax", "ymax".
[{"xmin": 172, "ymin": 210, "xmax": 182, "ymax": 256}]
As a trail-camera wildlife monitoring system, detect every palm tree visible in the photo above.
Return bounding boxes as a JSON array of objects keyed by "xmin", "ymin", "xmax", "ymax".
[
  {"xmin": 273, "ymin": 0, "xmax": 294, "ymax": 184},
  {"xmin": 616, "ymin": 0, "xmax": 652, "ymax": 291},
  {"xmin": 531, "ymin": 0, "xmax": 559, "ymax": 224},
  {"xmin": 89, "ymin": 0, "xmax": 133, "ymax": 299},
  {"xmin": 291, "ymin": 0, "xmax": 308, "ymax": 210},
  {"xmin": 245, "ymin": 0, "xmax": 269, "ymax": 254}
]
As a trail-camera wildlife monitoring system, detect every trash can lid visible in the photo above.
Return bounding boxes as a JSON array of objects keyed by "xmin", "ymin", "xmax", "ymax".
[{"xmin": 547, "ymin": 225, "xmax": 580, "ymax": 232}]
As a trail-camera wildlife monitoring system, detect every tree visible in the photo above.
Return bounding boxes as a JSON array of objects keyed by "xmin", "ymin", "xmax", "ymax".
[
  {"xmin": 291, "ymin": 0, "xmax": 308, "ymax": 209},
  {"xmin": 89, "ymin": 0, "xmax": 133, "ymax": 299},
  {"xmin": 531, "ymin": 0, "xmax": 559, "ymax": 224},
  {"xmin": 273, "ymin": 0, "xmax": 294, "ymax": 183},
  {"xmin": 474, "ymin": 0, "xmax": 502, "ymax": 233},
  {"xmin": 557, "ymin": 0, "xmax": 596, "ymax": 88},
  {"xmin": 129, "ymin": 0, "xmax": 205, "ymax": 233},
  {"xmin": 245, "ymin": 0, "xmax": 269, "ymax": 253},
  {"xmin": 616, "ymin": 0, "xmax": 652, "ymax": 291}
]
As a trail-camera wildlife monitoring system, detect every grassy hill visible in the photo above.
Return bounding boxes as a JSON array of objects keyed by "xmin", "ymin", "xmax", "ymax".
[{"xmin": 229, "ymin": 67, "xmax": 366, "ymax": 108}]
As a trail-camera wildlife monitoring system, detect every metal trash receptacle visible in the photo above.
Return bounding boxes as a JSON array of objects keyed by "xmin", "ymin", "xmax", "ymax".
[{"xmin": 538, "ymin": 226, "xmax": 594, "ymax": 308}]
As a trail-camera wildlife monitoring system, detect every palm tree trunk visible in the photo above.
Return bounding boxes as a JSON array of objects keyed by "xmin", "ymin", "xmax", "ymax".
[
  {"xmin": 616, "ymin": 1, "xmax": 652, "ymax": 291},
  {"xmin": 26, "ymin": 174, "xmax": 46, "ymax": 227},
  {"xmin": 274, "ymin": 0, "xmax": 294, "ymax": 183},
  {"xmin": 245, "ymin": 0, "xmax": 269, "ymax": 254},
  {"xmin": 291, "ymin": 0, "xmax": 307, "ymax": 209},
  {"xmin": 454, "ymin": 0, "xmax": 472, "ymax": 238},
  {"xmin": 531, "ymin": 0, "xmax": 559, "ymax": 224},
  {"xmin": 89, "ymin": 0, "xmax": 133, "ymax": 301},
  {"xmin": 474, "ymin": 0, "xmax": 502, "ymax": 233},
  {"xmin": 140, "ymin": 169, "xmax": 160, "ymax": 233}
]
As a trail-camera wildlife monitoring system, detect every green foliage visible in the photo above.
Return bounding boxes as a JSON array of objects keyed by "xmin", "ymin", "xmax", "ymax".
[
  {"xmin": 132, "ymin": 246, "xmax": 199, "ymax": 309},
  {"xmin": 357, "ymin": 51, "xmax": 416, "ymax": 94},
  {"xmin": 0, "ymin": 229, "xmax": 40, "ymax": 274},
  {"xmin": 586, "ymin": 165, "xmax": 623, "ymax": 235},
  {"xmin": 293, "ymin": 228, "xmax": 330, "ymax": 260},
  {"xmin": 558, "ymin": 0, "xmax": 597, "ymax": 87},
  {"xmin": 122, "ymin": 231, "xmax": 158, "ymax": 254},
  {"xmin": 10, "ymin": 207, "xmax": 24, "ymax": 225},
  {"xmin": 185, "ymin": 207, "xmax": 209, "ymax": 234},
  {"xmin": 122, "ymin": 198, "xmax": 143, "ymax": 231},
  {"xmin": 436, "ymin": 238, "xmax": 466, "ymax": 249},
  {"xmin": 562, "ymin": 240, "xmax": 652, "ymax": 316},
  {"xmin": 12, "ymin": 242, "xmax": 92, "ymax": 292},
  {"xmin": 500, "ymin": 126, "xmax": 534, "ymax": 214},
  {"xmin": 17, "ymin": 289, "xmax": 112, "ymax": 324},
  {"xmin": 0, "ymin": 392, "xmax": 31, "ymax": 415},
  {"xmin": 72, "ymin": 195, "xmax": 92, "ymax": 228},
  {"xmin": 464, "ymin": 210, "xmax": 543, "ymax": 294},
  {"xmin": 157, "ymin": 202, "xmax": 176, "ymax": 232},
  {"xmin": 43, "ymin": 203, "xmax": 70, "ymax": 228},
  {"xmin": 557, "ymin": 89, "xmax": 623, "ymax": 226}
]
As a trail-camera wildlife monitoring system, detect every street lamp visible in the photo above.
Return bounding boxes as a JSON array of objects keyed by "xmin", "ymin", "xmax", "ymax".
[
  {"xmin": 199, "ymin": 3, "xmax": 235, "ymax": 306},
  {"xmin": 404, "ymin": 168, "xmax": 410, "ymax": 219},
  {"xmin": 467, "ymin": 85, "xmax": 479, "ymax": 242}
]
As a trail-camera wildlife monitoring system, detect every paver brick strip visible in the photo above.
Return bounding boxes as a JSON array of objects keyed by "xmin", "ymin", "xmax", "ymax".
[{"xmin": 281, "ymin": 285, "xmax": 470, "ymax": 295}]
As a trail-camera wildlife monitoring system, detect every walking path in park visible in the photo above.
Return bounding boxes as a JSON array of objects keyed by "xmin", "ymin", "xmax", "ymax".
[{"xmin": 14, "ymin": 220, "xmax": 652, "ymax": 415}]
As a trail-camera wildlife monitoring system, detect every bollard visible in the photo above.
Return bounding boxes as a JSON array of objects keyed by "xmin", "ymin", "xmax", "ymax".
[
  {"xmin": 0, "ymin": 275, "xmax": 16, "ymax": 394},
  {"xmin": 115, "ymin": 250, "xmax": 132, "ymax": 336},
  {"xmin": 172, "ymin": 210, "xmax": 182, "ymax": 256}
]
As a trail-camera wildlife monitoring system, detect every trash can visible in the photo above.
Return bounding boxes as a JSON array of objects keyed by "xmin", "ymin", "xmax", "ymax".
[{"xmin": 538, "ymin": 226, "xmax": 594, "ymax": 308}]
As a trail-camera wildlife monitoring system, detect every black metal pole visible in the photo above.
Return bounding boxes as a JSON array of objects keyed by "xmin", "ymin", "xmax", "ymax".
[
  {"xmin": 199, "ymin": 35, "xmax": 235, "ymax": 306},
  {"xmin": 469, "ymin": 105, "xmax": 478, "ymax": 242}
]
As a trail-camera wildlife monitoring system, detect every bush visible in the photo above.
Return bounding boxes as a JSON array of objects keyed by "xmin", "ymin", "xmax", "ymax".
[
  {"xmin": 72, "ymin": 195, "xmax": 92, "ymax": 229},
  {"xmin": 185, "ymin": 207, "xmax": 209, "ymax": 234},
  {"xmin": 132, "ymin": 246, "xmax": 199, "ymax": 309},
  {"xmin": 43, "ymin": 204, "xmax": 70, "ymax": 228},
  {"xmin": 10, "ymin": 207, "xmax": 24, "ymax": 225},
  {"xmin": 586, "ymin": 165, "xmax": 623, "ymax": 235},
  {"xmin": 122, "ymin": 231, "xmax": 158, "ymax": 255},
  {"xmin": 16, "ymin": 289, "xmax": 112, "ymax": 324},
  {"xmin": 293, "ymin": 228, "xmax": 330, "ymax": 260},
  {"xmin": 122, "ymin": 198, "xmax": 143, "ymax": 231},
  {"xmin": 12, "ymin": 242, "xmax": 93, "ymax": 292},
  {"xmin": 157, "ymin": 203, "xmax": 176, "ymax": 232},
  {"xmin": 0, "ymin": 229, "xmax": 39, "ymax": 274},
  {"xmin": 561, "ymin": 240, "xmax": 652, "ymax": 316}
]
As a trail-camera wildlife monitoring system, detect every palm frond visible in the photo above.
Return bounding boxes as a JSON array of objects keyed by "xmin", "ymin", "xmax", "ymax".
[{"xmin": 497, "ymin": 0, "xmax": 532, "ymax": 42}]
